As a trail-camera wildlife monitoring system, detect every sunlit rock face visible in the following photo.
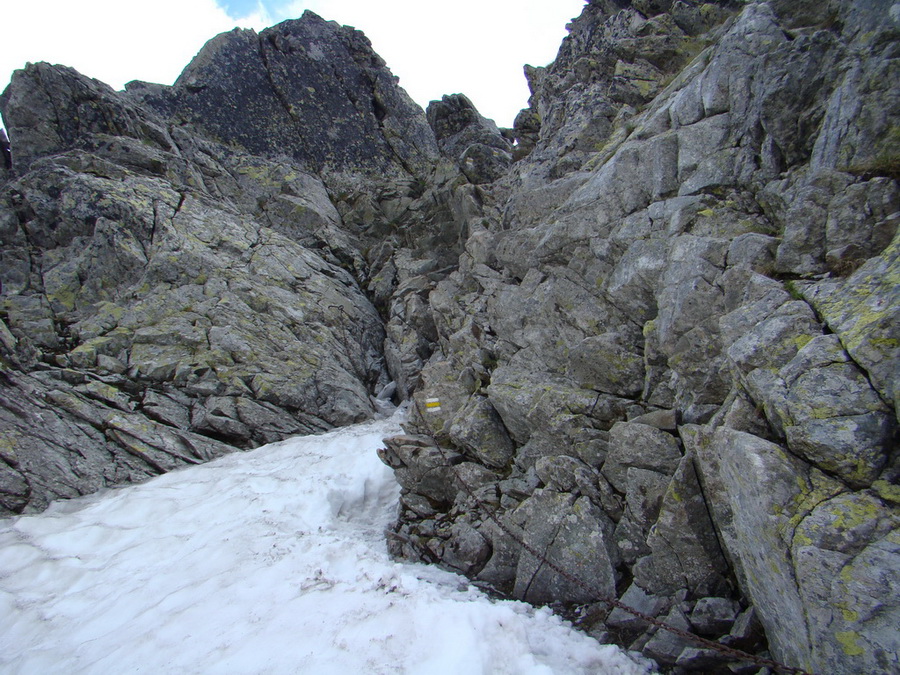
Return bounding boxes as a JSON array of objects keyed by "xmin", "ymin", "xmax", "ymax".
[{"xmin": 1, "ymin": 2, "xmax": 898, "ymax": 673}]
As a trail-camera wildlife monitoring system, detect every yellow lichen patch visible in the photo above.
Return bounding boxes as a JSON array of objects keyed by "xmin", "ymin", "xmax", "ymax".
[
  {"xmin": 0, "ymin": 430, "xmax": 22, "ymax": 462},
  {"xmin": 809, "ymin": 405, "xmax": 838, "ymax": 420},
  {"xmin": 841, "ymin": 607, "xmax": 860, "ymax": 623},
  {"xmin": 869, "ymin": 337, "xmax": 899, "ymax": 348},
  {"xmin": 839, "ymin": 565, "xmax": 855, "ymax": 584},
  {"xmin": 47, "ymin": 286, "xmax": 79, "ymax": 312},
  {"xmin": 792, "ymin": 529, "xmax": 813, "ymax": 548},
  {"xmin": 829, "ymin": 495, "xmax": 882, "ymax": 532},
  {"xmin": 785, "ymin": 473, "xmax": 845, "ymax": 541},
  {"xmin": 69, "ymin": 341, "xmax": 98, "ymax": 357},
  {"xmin": 793, "ymin": 334, "xmax": 813, "ymax": 350},
  {"xmin": 835, "ymin": 631, "xmax": 865, "ymax": 656},
  {"xmin": 842, "ymin": 301, "xmax": 900, "ymax": 353},
  {"xmin": 83, "ymin": 381, "xmax": 123, "ymax": 399},
  {"xmin": 871, "ymin": 480, "xmax": 900, "ymax": 505},
  {"xmin": 96, "ymin": 301, "xmax": 126, "ymax": 321},
  {"xmin": 816, "ymin": 236, "xmax": 900, "ymax": 353}
]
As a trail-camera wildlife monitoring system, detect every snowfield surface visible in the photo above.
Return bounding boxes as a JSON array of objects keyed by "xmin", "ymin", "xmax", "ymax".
[{"xmin": 0, "ymin": 413, "xmax": 652, "ymax": 674}]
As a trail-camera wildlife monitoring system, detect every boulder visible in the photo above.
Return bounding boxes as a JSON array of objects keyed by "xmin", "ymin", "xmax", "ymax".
[
  {"xmin": 427, "ymin": 94, "xmax": 512, "ymax": 184},
  {"xmin": 447, "ymin": 395, "xmax": 516, "ymax": 469},
  {"xmin": 690, "ymin": 597, "xmax": 741, "ymax": 635},
  {"xmin": 692, "ymin": 426, "xmax": 899, "ymax": 674},
  {"xmin": 378, "ymin": 435, "xmax": 463, "ymax": 506},
  {"xmin": 134, "ymin": 13, "xmax": 440, "ymax": 178},
  {"xmin": 804, "ymin": 230, "xmax": 900, "ymax": 418},
  {"xmin": 642, "ymin": 606, "xmax": 694, "ymax": 666},
  {"xmin": 602, "ymin": 421, "xmax": 683, "ymax": 493},
  {"xmin": 606, "ymin": 582, "xmax": 669, "ymax": 633},
  {"xmin": 632, "ymin": 454, "xmax": 731, "ymax": 597},
  {"xmin": 613, "ymin": 467, "xmax": 671, "ymax": 564},
  {"xmin": 510, "ymin": 489, "xmax": 619, "ymax": 605}
]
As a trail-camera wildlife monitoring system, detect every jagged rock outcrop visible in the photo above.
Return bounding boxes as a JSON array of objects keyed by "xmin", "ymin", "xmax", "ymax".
[
  {"xmin": 1, "ymin": 2, "xmax": 898, "ymax": 673},
  {"xmin": 385, "ymin": 2, "xmax": 899, "ymax": 673},
  {"xmin": 0, "ymin": 11, "xmax": 478, "ymax": 512},
  {"xmin": 427, "ymin": 94, "xmax": 513, "ymax": 184}
]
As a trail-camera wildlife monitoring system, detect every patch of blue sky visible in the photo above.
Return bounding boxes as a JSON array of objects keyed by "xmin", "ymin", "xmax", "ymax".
[
  {"xmin": 217, "ymin": 0, "xmax": 300, "ymax": 24},
  {"xmin": 217, "ymin": 0, "xmax": 263, "ymax": 18}
]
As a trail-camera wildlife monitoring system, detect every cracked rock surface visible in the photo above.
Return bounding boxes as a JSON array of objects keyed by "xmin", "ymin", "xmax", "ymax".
[
  {"xmin": 0, "ymin": 11, "xmax": 476, "ymax": 512},
  {"xmin": 385, "ymin": 2, "xmax": 899, "ymax": 674}
]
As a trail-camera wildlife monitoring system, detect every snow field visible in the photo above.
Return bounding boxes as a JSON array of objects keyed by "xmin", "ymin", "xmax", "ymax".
[{"xmin": 0, "ymin": 414, "xmax": 653, "ymax": 674}]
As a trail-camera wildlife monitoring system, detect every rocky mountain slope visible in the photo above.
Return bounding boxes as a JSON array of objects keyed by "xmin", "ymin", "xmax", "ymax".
[{"xmin": 1, "ymin": 1, "xmax": 897, "ymax": 673}]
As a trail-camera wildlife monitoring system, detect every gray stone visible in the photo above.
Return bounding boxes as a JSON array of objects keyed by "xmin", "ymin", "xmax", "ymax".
[
  {"xmin": 511, "ymin": 489, "xmax": 619, "ymax": 605},
  {"xmin": 2, "ymin": 2, "xmax": 899, "ymax": 671},
  {"xmin": 629, "ymin": 408, "xmax": 680, "ymax": 431},
  {"xmin": 642, "ymin": 606, "xmax": 694, "ymax": 666},
  {"xmin": 534, "ymin": 455, "xmax": 603, "ymax": 505},
  {"xmin": 440, "ymin": 521, "xmax": 491, "ymax": 576},
  {"xmin": 447, "ymin": 395, "xmax": 515, "ymax": 469},
  {"xmin": 690, "ymin": 597, "xmax": 741, "ymax": 635},
  {"xmin": 566, "ymin": 332, "xmax": 645, "ymax": 398},
  {"xmin": 740, "ymin": 332, "xmax": 893, "ymax": 487},
  {"xmin": 606, "ymin": 238, "xmax": 668, "ymax": 324},
  {"xmin": 689, "ymin": 426, "xmax": 900, "ymax": 674},
  {"xmin": 146, "ymin": 13, "xmax": 439, "ymax": 177},
  {"xmin": 824, "ymin": 179, "xmax": 899, "ymax": 274},
  {"xmin": 633, "ymin": 454, "xmax": 731, "ymax": 597},
  {"xmin": 452, "ymin": 462, "xmax": 502, "ymax": 511},
  {"xmin": 427, "ymin": 94, "xmax": 512, "ymax": 184},
  {"xmin": 675, "ymin": 646, "xmax": 731, "ymax": 670},
  {"xmin": 606, "ymin": 582, "xmax": 669, "ymax": 632},
  {"xmin": 804, "ymin": 231, "xmax": 900, "ymax": 419},
  {"xmin": 96, "ymin": 354, "xmax": 128, "ymax": 375},
  {"xmin": 791, "ymin": 491, "xmax": 900, "ymax": 674},
  {"xmin": 614, "ymin": 467, "xmax": 671, "ymax": 564},
  {"xmin": 379, "ymin": 435, "xmax": 463, "ymax": 506},
  {"xmin": 0, "ymin": 461, "xmax": 30, "ymax": 513},
  {"xmin": 727, "ymin": 233, "xmax": 778, "ymax": 274},
  {"xmin": 810, "ymin": 17, "xmax": 900, "ymax": 172},
  {"xmin": 725, "ymin": 300, "xmax": 822, "ymax": 376},
  {"xmin": 602, "ymin": 421, "xmax": 683, "ymax": 493},
  {"xmin": 0, "ymin": 371, "xmax": 235, "ymax": 515},
  {"xmin": 399, "ymin": 492, "xmax": 438, "ymax": 519},
  {"xmin": 488, "ymin": 366, "xmax": 631, "ymax": 448},
  {"xmin": 725, "ymin": 606, "xmax": 764, "ymax": 650},
  {"xmin": 192, "ymin": 397, "xmax": 251, "ymax": 443}
]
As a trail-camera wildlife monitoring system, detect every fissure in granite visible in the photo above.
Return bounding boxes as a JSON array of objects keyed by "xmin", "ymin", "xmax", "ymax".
[{"xmin": 1, "ymin": 1, "xmax": 898, "ymax": 673}]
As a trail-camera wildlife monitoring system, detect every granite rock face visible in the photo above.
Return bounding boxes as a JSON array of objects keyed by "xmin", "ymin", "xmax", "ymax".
[
  {"xmin": 0, "ymin": 11, "xmax": 475, "ymax": 512},
  {"xmin": 1, "ymin": 2, "xmax": 898, "ymax": 673},
  {"xmin": 128, "ymin": 14, "xmax": 440, "ymax": 180},
  {"xmin": 427, "ymin": 94, "xmax": 513, "ymax": 184},
  {"xmin": 383, "ymin": 2, "xmax": 899, "ymax": 673}
]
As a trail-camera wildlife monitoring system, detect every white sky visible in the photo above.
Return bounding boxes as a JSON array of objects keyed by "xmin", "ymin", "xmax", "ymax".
[{"xmin": 1, "ymin": 0, "xmax": 587, "ymax": 128}]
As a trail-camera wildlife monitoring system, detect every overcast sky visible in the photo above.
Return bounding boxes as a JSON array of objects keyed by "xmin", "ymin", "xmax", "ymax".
[{"xmin": 2, "ymin": 0, "xmax": 586, "ymax": 128}]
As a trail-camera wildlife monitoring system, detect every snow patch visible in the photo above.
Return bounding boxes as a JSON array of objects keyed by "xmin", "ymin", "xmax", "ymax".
[{"xmin": 0, "ymin": 413, "xmax": 652, "ymax": 674}]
